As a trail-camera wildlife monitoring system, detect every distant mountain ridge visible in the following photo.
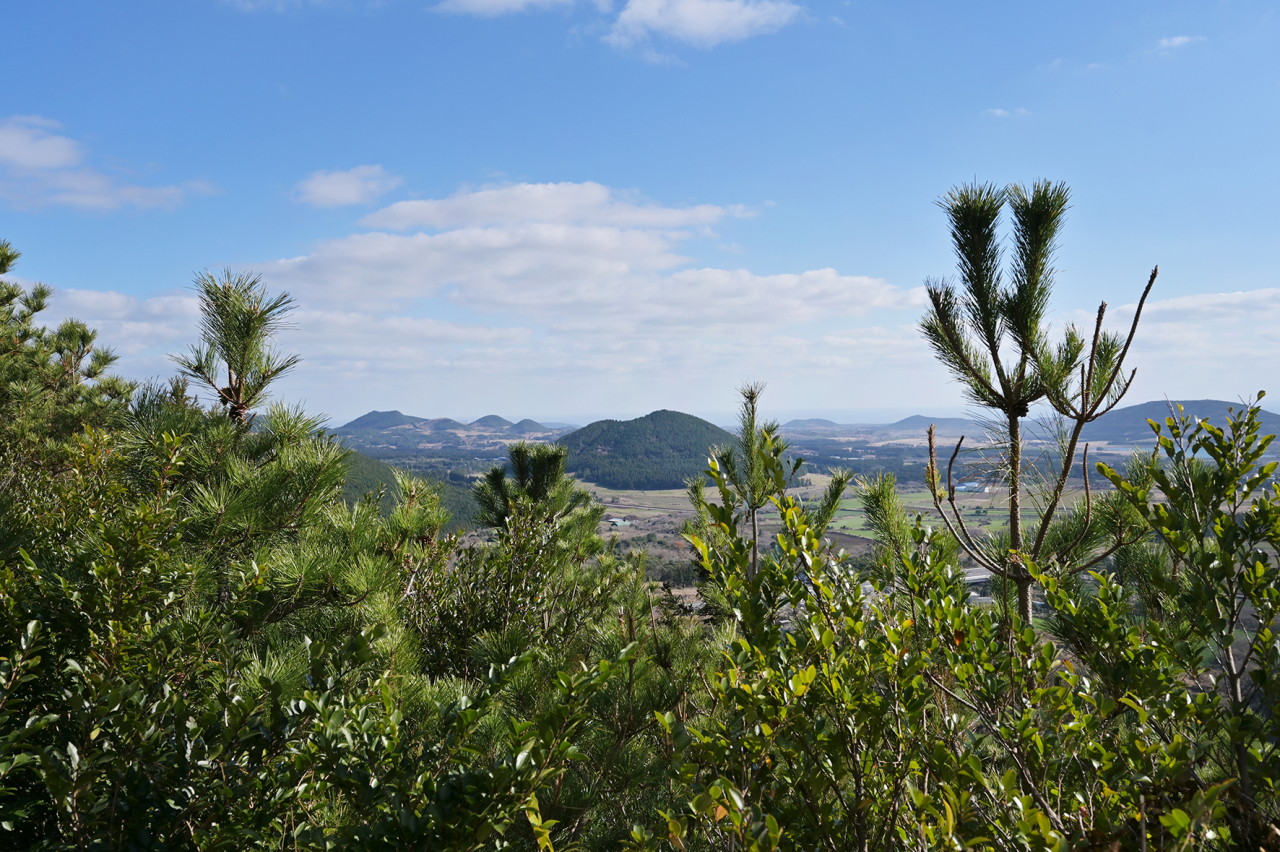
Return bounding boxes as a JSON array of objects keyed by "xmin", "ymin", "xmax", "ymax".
[
  {"xmin": 427, "ymin": 418, "xmax": 468, "ymax": 432},
  {"xmin": 337, "ymin": 410, "xmax": 561, "ymax": 436},
  {"xmin": 561, "ymin": 410, "xmax": 734, "ymax": 490},
  {"xmin": 1081, "ymin": 398, "xmax": 1280, "ymax": 445},
  {"xmin": 783, "ymin": 418, "xmax": 841, "ymax": 429},
  {"xmin": 471, "ymin": 414, "xmax": 513, "ymax": 428},
  {"xmin": 334, "ymin": 409, "xmax": 572, "ymax": 456},
  {"xmin": 779, "ymin": 414, "xmax": 979, "ymax": 436},
  {"xmin": 887, "ymin": 415, "xmax": 977, "ymax": 434}
]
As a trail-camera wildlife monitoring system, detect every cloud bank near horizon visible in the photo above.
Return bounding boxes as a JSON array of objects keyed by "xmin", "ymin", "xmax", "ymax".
[
  {"xmin": 34, "ymin": 180, "xmax": 937, "ymax": 419},
  {"xmin": 30, "ymin": 180, "xmax": 1280, "ymax": 424}
]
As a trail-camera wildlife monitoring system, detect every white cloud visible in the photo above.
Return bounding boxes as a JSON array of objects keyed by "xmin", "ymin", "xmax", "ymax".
[
  {"xmin": 1069, "ymin": 287, "xmax": 1280, "ymax": 405},
  {"xmin": 40, "ymin": 288, "xmax": 201, "ymax": 356},
  {"xmin": 260, "ymin": 182, "xmax": 909, "ymax": 331},
  {"xmin": 427, "ymin": 0, "xmax": 800, "ymax": 51},
  {"xmin": 1158, "ymin": 35, "xmax": 1205, "ymax": 49},
  {"xmin": 0, "ymin": 115, "xmax": 207, "ymax": 211},
  {"xmin": 35, "ymin": 180, "xmax": 1280, "ymax": 422},
  {"xmin": 0, "ymin": 115, "xmax": 81, "ymax": 169},
  {"xmin": 264, "ymin": 223, "xmax": 690, "ymax": 307},
  {"xmin": 44, "ymin": 180, "xmax": 920, "ymax": 418},
  {"xmin": 36, "ymin": 284, "xmax": 540, "ymax": 414},
  {"xmin": 433, "ymin": 0, "xmax": 576, "ymax": 16},
  {"xmin": 606, "ymin": 0, "xmax": 800, "ymax": 47},
  {"xmin": 210, "ymin": 181, "xmax": 924, "ymax": 416},
  {"xmin": 985, "ymin": 108, "xmax": 1030, "ymax": 118},
  {"xmin": 295, "ymin": 165, "xmax": 403, "ymax": 207},
  {"xmin": 362, "ymin": 181, "xmax": 744, "ymax": 229}
]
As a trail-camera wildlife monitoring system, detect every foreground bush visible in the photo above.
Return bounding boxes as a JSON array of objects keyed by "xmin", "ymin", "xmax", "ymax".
[
  {"xmin": 4, "ymin": 193, "xmax": 1280, "ymax": 849},
  {"xmin": 634, "ymin": 401, "xmax": 1280, "ymax": 850}
]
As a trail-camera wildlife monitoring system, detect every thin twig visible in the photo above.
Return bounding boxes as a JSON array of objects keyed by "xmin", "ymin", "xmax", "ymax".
[
  {"xmin": 1058, "ymin": 445, "xmax": 1094, "ymax": 563},
  {"xmin": 1092, "ymin": 266, "xmax": 1158, "ymax": 406}
]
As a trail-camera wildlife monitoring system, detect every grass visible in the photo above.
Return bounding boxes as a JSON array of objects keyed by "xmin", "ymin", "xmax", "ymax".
[
  {"xmin": 582, "ymin": 473, "xmax": 842, "ymax": 519},
  {"xmin": 579, "ymin": 482, "xmax": 696, "ymax": 518},
  {"xmin": 584, "ymin": 474, "xmax": 1104, "ymax": 551},
  {"xmin": 825, "ymin": 485, "xmax": 1099, "ymax": 539}
]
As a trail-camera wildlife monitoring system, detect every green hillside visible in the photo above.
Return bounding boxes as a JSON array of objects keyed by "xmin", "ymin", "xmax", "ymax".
[
  {"xmin": 471, "ymin": 414, "xmax": 513, "ymax": 428},
  {"xmin": 339, "ymin": 410, "xmax": 427, "ymax": 430},
  {"xmin": 340, "ymin": 451, "xmax": 477, "ymax": 531},
  {"xmin": 561, "ymin": 409, "xmax": 734, "ymax": 490},
  {"xmin": 341, "ymin": 450, "xmax": 400, "ymax": 513},
  {"xmin": 511, "ymin": 418, "xmax": 549, "ymax": 434},
  {"xmin": 427, "ymin": 418, "xmax": 469, "ymax": 432}
]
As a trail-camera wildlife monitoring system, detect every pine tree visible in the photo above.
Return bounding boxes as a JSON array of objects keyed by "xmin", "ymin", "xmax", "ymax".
[
  {"xmin": 920, "ymin": 181, "xmax": 1155, "ymax": 622},
  {"xmin": 173, "ymin": 269, "xmax": 300, "ymax": 424}
]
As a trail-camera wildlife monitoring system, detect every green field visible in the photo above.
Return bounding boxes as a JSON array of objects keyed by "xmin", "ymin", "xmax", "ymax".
[
  {"xmin": 581, "ymin": 475, "xmax": 1099, "ymax": 549},
  {"xmin": 581, "ymin": 482, "xmax": 696, "ymax": 518},
  {"xmin": 825, "ymin": 487, "xmax": 1088, "ymax": 538}
]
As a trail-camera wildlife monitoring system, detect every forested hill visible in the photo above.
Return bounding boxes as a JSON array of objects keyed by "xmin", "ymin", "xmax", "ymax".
[
  {"xmin": 341, "ymin": 410, "xmax": 428, "ymax": 430},
  {"xmin": 1081, "ymin": 398, "xmax": 1280, "ymax": 445},
  {"xmin": 340, "ymin": 451, "xmax": 478, "ymax": 531},
  {"xmin": 561, "ymin": 410, "xmax": 734, "ymax": 490}
]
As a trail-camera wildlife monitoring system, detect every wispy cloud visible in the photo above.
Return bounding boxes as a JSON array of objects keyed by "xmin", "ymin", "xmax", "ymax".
[
  {"xmin": 41, "ymin": 179, "xmax": 1276, "ymax": 419},
  {"xmin": 1158, "ymin": 35, "xmax": 1205, "ymax": 49},
  {"xmin": 295, "ymin": 165, "xmax": 402, "ymax": 208},
  {"xmin": 433, "ymin": 0, "xmax": 576, "ymax": 15},
  {"xmin": 605, "ymin": 0, "xmax": 800, "ymax": 48},
  {"xmin": 985, "ymin": 107, "xmax": 1030, "ymax": 118},
  {"xmin": 362, "ymin": 181, "xmax": 746, "ymax": 229},
  {"xmin": 39, "ymin": 288, "xmax": 201, "ymax": 358},
  {"xmin": 428, "ymin": 0, "xmax": 800, "ymax": 50},
  {"xmin": 1079, "ymin": 287, "xmax": 1280, "ymax": 403},
  {"xmin": 0, "ymin": 116, "xmax": 211, "ymax": 211}
]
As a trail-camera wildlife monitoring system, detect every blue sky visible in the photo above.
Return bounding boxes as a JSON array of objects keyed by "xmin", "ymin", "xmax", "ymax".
[{"xmin": 3, "ymin": 0, "xmax": 1278, "ymax": 425}]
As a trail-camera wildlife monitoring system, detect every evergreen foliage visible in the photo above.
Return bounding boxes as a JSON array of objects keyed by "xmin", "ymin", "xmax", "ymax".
[
  {"xmin": 0, "ymin": 243, "xmax": 132, "ymax": 485},
  {"xmin": 340, "ymin": 448, "xmax": 401, "ymax": 512},
  {"xmin": 172, "ymin": 270, "xmax": 300, "ymax": 424},
  {"xmin": 341, "ymin": 451, "xmax": 477, "ymax": 531},
  {"xmin": 5, "ymin": 190, "xmax": 1280, "ymax": 852},
  {"xmin": 921, "ymin": 180, "xmax": 1156, "ymax": 621}
]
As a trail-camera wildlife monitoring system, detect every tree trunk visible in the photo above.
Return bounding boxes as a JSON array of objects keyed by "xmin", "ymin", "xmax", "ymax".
[
  {"xmin": 1227, "ymin": 648, "xmax": 1255, "ymax": 808},
  {"xmin": 1009, "ymin": 414, "xmax": 1032, "ymax": 623},
  {"xmin": 1015, "ymin": 575, "xmax": 1032, "ymax": 624},
  {"xmin": 749, "ymin": 507, "xmax": 759, "ymax": 582}
]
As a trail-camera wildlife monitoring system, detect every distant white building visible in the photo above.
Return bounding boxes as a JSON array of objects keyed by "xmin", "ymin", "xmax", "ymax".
[{"xmin": 953, "ymin": 482, "xmax": 991, "ymax": 493}]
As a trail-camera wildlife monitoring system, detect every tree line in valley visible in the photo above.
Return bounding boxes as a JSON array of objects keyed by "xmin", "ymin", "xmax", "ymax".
[{"xmin": 3, "ymin": 181, "xmax": 1279, "ymax": 850}]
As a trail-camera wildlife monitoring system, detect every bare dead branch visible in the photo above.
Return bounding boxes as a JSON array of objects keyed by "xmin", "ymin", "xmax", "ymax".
[
  {"xmin": 1092, "ymin": 266, "xmax": 1158, "ymax": 408},
  {"xmin": 927, "ymin": 429, "xmax": 1000, "ymax": 573}
]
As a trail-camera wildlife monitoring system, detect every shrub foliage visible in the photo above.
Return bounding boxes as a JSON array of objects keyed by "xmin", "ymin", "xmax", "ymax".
[{"xmin": 4, "ymin": 200, "xmax": 1280, "ymax": 851}]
